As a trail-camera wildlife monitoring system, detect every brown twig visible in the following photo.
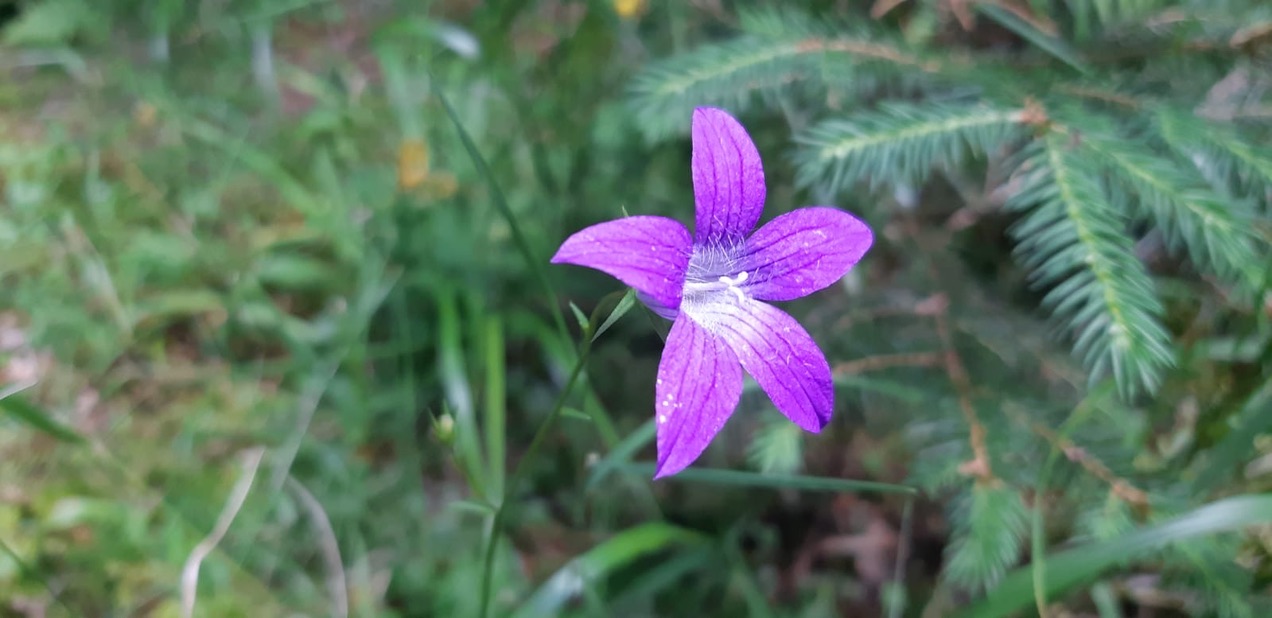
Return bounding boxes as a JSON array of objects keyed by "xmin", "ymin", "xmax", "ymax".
[
  {"xmin": 795, "ymin": 38, "xmax": 944, "ymax": 72},
  {"xmin": 1058, "ymin": 85, "xmax": 1143, "ymax": 109},
  {"xmin": 926, "ymin": 295, "xmax": 996, "ymax": 483},
  {"xmin": 1020, "ymin": 415, "xmax": 1150, "ymax": 511}
]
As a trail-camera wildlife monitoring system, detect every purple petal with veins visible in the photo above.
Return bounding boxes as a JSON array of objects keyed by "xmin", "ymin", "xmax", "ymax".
[
  {"xmin": 550, "ymin": 215, "xmax": 691, "ymax": 310},
  {"xmin": 692, "ymin": 107, "xmax": 766, "ymax": 244},
  {"xmin": 688, "ymin": 299, "xmax": 833, "ymax": 432},
  {"xmin": 740, "ymin": 207, "xmax": 873, "ymax": 302},
  {"xmin": 654, "ymin": 314, "xmax": 743, "ymax": 478}
]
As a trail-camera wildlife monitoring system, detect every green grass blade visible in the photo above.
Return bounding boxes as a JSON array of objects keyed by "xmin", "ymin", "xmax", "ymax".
[
  {"xmin": 437, "ymin": 289, "xmax": 488, "ymax": 501},
  {"xmin": 509, "ymin": 522, "xmax": 708, "ymax": 618},
  {"xmin": 586, "ymin": 418, "xmax": 656, "ymax": 491},
  {"xmin": 591, "ymin": 288, "xmax": 636, "ymax": 343},
  {"xmin": 621, "ymin": 464, "xmax": 918, "ymax": 495},
  {"xmin": 955, "ymin": 494, "xmax": 1272, "ymax": 617},
  {"xmin": 0, "ymin": 393, "xmax": 85, "ymax": 444},
  {"xmin": 974, "ymin": 4, "xmax": 1089, "ymax": 75},
  {"xmin": 483, "ymin": 314, "xmax": 506, "ymax": 498},
  {"xmin": 430, "ymin": 75, "xmax": 570, "ymax": 343}
]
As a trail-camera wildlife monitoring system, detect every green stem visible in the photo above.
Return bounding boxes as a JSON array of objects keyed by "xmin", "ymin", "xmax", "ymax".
[
  {"xmin": 478, "ymin": 342, "xmax": 591, "ymax": 618},
  {"xmin": 1029, "ymin": 388, "xmax": 1105, "ymax": 616}
]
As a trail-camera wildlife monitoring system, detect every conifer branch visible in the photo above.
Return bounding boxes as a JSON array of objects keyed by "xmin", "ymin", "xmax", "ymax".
[
  {"xmin": 1082, "ymin": 133, "xmax": 1266, "ymax": 294},
  {"xmin": 628, "ymin": 29, "xmax": 942, "ymax": 141},
  {"xmin": 1005, "ymin": 130, "xmax": 1174, "ymax": 399},
  {"xmin": 1156, "ymin": 108, "xmax": 1272, "ymax": 202},
  {"xmin": 1011, "ymin": 409, "xmax": 1150, "ymax": 510},
  {"xmin": 795, "ymin": 103, "xmax": 1030, "ymax": 192}
]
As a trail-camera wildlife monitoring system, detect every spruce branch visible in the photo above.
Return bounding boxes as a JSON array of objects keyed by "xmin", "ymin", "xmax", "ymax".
[
  {"xmin": 1005, "ymin": 130, "xmax": 1174, "ymax": 400},
  {"xmin": 923, "ymin": 293, "xmax": 996, "ymax": 484},
  {"xmin": 1156, "ymin": 108, "xmax": 1272, "ymax": 203},
  {"xmin": 794, "ymin": 102, "xmax": 1031, "ymax": 193},
  {"xmin": 628, "ymin": 24, "xmax": 941, "ymax": 141},
  {"xmin": 1081, "ymin": 133, "xmax": 1266, "ymax": 295},
  {"xmin": 1011, "ymin": 408, "xmax": 1149, "ymax": 511}
]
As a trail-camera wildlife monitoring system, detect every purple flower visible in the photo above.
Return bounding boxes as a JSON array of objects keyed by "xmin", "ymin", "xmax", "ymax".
[{"xmin": 551, "ymin": 107, "xmax": 874, "ymax": 478}]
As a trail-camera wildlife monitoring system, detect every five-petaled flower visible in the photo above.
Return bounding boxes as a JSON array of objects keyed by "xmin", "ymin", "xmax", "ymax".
[{"xmin": 551, "ymin": 107, "xmax": 874, "ymax": 478}]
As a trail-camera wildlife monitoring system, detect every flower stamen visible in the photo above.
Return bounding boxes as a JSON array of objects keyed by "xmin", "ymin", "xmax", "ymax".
[{"xmin": 718, "ymin": 271, "xmax": 748, "ymax": 302}]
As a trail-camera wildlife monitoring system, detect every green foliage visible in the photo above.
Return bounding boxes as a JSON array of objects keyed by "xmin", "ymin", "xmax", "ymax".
[
  {"xmin": 633, "ymin": 2, "xmax": 1272, "ymax": 404},
  {"xmin": 1005, "ymin": 132, "xmax": 1174, "ymax": 398},
  {"xmin": 3, "ymin": 0, "xmax": 1271, "ymax": 617},
  {"xmin": 1082, "ymin": 129, "xmax": 1265, "ymax": 294},
  {"xmin": 627, "ymin": 6, "xmax": 936, "ymax": 141},
  {"xmin": 795, "ymin": 102, "xmax": 1029, "ymax": 193},
  {"xmin": 944, "ymin": 484, "xmax": 1029, "ymax": 590},
  {"xmin": 623, "ymin": 0, "xmax": 1272, "ymax": 613}
]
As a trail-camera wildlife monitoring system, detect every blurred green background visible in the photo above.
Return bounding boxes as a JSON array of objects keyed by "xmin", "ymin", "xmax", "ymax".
[{"xmin": 2, "ymin": 0, "xmax": 1271, "ymax": 616}]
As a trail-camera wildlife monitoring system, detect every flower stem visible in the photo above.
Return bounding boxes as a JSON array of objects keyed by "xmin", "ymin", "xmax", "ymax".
[{"xmin": 477, "ymin": 342, "xmax": 591, "ymax": 618}]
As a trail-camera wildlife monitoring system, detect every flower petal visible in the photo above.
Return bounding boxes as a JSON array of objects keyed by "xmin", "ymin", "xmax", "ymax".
[
  {"xmin": 550, "ymin": 216, "xmax": 692, "ymax": 310},
  {"xmin": 654, "ymin": 313, "xmax": 743, "ymax": 478},
  {"xmin": 691, "ymin": 299, "xmax": 833, "ymax": 432},
  {"xmin": 692, "ymin": 107, "xmax": 766, "ymax": 244},
  {"xmin": 740, "ymin": 206, "xmax": 873, "ymax": 302}
]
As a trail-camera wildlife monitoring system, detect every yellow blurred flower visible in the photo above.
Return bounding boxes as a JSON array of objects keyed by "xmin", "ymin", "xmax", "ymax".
[
  {"xmin": 397, "ymin": 137, "xmax": 458, "ymax": 199},
  {"xmin": 614, "ymin": 0, "xmax": 645, "ymax": 20},
  {"xmin": 397, "ymin": 138, "xmax": 430, "ymax": 191}
]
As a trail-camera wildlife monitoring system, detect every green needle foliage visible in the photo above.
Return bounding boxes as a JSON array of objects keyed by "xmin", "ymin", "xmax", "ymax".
[
  {"xmin": 1006, "ymin": 132, "xmax": 1174, "ymax": 399},
  {"xmin": 630, "ymin": 2, "xmax": 1272, "ymax": 400},
  {"xmin": 5, "ymin": 0, "xmax": 1272, "ymax": 616},
  {"xmin": 630, "ymin": 0, "xmax": 1272, "ymax": 613}
]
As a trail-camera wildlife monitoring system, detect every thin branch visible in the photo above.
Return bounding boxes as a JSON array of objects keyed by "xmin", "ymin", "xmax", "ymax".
[
  {"xmin": 1018, "ymin": 414, "xmax": 1150, "ymax": 510},
  {"xmin": 287, "ymin": 477, "xmax": 350, "ymax": 618},
  {"xmin": 795, "ymin": 38, "xmax": 943, "ymax": 72},
  {"xmin": 181, "ymin": 447, "xmax": 266, "ymax": 618},
  {"xmin": 918, "ymin": 292, "xmax": 996, "ymax": 483}
]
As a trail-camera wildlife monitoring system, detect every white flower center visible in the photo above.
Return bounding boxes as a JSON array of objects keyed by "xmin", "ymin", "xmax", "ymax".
[{"xmin": 680, "ymin": 243, "xmax": 751, "ymax": 311}]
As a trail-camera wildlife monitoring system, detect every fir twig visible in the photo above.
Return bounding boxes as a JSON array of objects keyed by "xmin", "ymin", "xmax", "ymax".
[
  {"xmin": 912, "ymin": 289, "xmax": 996, "ymax": 484},
  {"xmin": 1009, "ymin": 408, "xmax": 1150, "ymax": 510}
]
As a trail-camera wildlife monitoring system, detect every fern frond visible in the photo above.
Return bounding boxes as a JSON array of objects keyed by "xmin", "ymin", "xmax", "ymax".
[
  {"xmin": 1081, "ymin": 133, "xmax": 1267, "ymax": 294},
  {"xmin": 944, "ymin": 485, "xmax": 1028, "ymax": 590},
  {"xmin": 627, "ymin": 31, "xmax": 939, "ymax": 142},
  {"xmin": 1156, "ymin": 109, "xmax": 1272, "ymax": 204},
  {"xmin": 794, "ymin": 102, "xmax": 1029, "ymax": 194},
  {"xmin": 1005, "ymin": 132, "xmax": 1174, "ymax": 400}
]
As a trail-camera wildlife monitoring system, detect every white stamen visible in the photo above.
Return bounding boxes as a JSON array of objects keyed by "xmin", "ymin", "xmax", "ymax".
[{"xmin": 718, "ymin": 271, "xmax": 749, "ymax": 302}]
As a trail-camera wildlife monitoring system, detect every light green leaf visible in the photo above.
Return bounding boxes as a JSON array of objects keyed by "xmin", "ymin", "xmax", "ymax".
[
  {"xmin": 0, "ymin": 394, "xmax": 85, "ymax": 444},
  {"xmin": 956, "ymin": 494, "xmax": 1272, "ymax": 617},
  {"xmin": 510, "ymin": 523, "xmax": 708, "ymax": 618}
]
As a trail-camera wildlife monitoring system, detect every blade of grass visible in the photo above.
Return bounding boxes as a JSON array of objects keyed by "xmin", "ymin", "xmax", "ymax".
[
  {"xmin": 586, "ymin": 419, "xmax": 656, "ymax": 491},
  {"xmin": 437, "ymin": 288, "xmax": 488, "ymax": 501},
  {"xmin": 479, "ymin": 337, "xmax": 594, "ymax": 618},
  {"xmin": 430, "ymin": 73, "xmax": 569, "ymax": 344},
  {"xmin": 509, "ymin": 522, "xmax": 709, "ymax": 618},
  {"xmin": 620, "ymin": 464, "xmax": 918, "ymax": 495},
  {"xmin": 974, "ymin": 3, "xmax": 1090, "ymax": 75},
  {"xmin": 0, "ymin": 393, "xmax": 85, "ymax": 444},
  {"xmin": 955, "ymin": 494, "xmax": 1272, "ymax": 617},
  {"xmin": 483, "ymin": 314, "xmax": 506, "ymax": 497}
]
